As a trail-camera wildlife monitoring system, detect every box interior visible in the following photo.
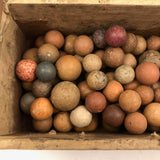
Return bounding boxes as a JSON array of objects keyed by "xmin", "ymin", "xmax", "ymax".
[{"xmin": 1, "ymin": 1, "xmax": 160, "ymax": 149}]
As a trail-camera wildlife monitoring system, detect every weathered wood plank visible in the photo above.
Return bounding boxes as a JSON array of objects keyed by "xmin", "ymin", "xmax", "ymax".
[
  {"xmin": 7, "ymin": 0, "xmax": 160, "ymax": 5},
  {"xmin": 7, "ymin": 2, "xmax": 160, "ymax": 38},
  {"xmin": 0, "ymin": 132, "xmax": 160, "ymax": 150},
  {"xmin": 0, "ymin": 0, "xmax": 2, "ymax": 22},
  {"xmin": 0, "ymin": 11, "xmax": 26, "ymax": 135}
]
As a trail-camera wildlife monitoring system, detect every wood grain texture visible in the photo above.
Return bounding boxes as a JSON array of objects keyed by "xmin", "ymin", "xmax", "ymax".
[
  {"xmin": 0, "ymin": 132, "xmax": 160, "ymax": 150},
  {"xmin": 0, "ymin": 11, "xmax": 26, "ymax": 135},
  {"xmin": 0, "ymin": 0, "xmax": 2, "ymax": 23},
  {"xmin": 7, "ymin": 0, "xmax": 160, "ymax": 5},
  {"xmin": 7, "ymin": 2, "xmax": 160, "ymax": 38}
]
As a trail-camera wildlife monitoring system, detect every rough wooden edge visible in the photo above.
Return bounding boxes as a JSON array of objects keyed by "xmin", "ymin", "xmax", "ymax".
[
  {"xmin": 0, "ymin": 133, "xmax": 160, "ymax": 150},
  {"xmin": 7, "ymin": 0, "xmax": 160, "ymax": 5},
  {"xmin": 0, "ymin": 0, "xmax": 2, "ymax": 23}
]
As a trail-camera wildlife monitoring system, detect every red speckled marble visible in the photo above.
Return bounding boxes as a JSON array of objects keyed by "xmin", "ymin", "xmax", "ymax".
[{"xmin": 16, "ymin": 59, "xmax": 37, "ymax": 81}]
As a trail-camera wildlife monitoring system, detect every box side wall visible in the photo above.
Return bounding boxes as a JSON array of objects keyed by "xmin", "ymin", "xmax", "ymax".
[
  {"xmin": 0, "ymin": 11, "xmax": 26, "ymax": 135},
  {"xmin": 8, "ymin": 3, "xmax": 160, "ymax": 38},
  {"xmin": 0, "ymin": 133, "xmax": 160, "ymax": 150}
]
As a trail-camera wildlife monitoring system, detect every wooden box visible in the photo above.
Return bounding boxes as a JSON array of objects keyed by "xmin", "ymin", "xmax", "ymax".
[{"xmin": 0, "ymin": 0, "xmax": 160, "ymax": 150}]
